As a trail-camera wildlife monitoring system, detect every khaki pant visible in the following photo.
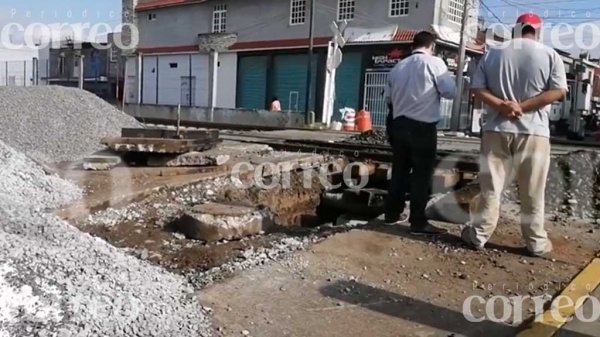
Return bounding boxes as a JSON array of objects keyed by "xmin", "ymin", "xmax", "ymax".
[{"xmin": 464, "ymin": 131, "xmax": 552, "ymax": 255}]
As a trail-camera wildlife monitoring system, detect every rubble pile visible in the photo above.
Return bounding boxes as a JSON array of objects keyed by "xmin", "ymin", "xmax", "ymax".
[
  {"xmin": 547, "ymin": 151, "xmax": 600, "ymax": 217},
  {"xmin": 0, "ymin": 86, "xmax": 141, "ymax": 163},
  {"xmin": 507, "ymin": 150, "xmax": 600, "ymax": 218},
  {"xmin": 0, "ymin": 142, "xmax": 212, "ymax": 336}
]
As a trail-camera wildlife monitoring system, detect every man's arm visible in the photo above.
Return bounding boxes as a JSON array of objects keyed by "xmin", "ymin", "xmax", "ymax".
[
  {"xmin": 472, "ymin": 89, "xmax": 519, "ymax": 117},
  {"xmin": 520, "ymin": 89, "xmax": 567, "ymax": 113},
  {"xmin": 470, "ymin": 56, "xmax": 520, "ymax": 118},
  {"xmin": 472, "ymin": 89, "xmax": 505, "ymax": 112},
  {"xmin": 519, "ymin": 52, "xmax": 568, "ymax": 114},
  {"xmin": 432, "ymin": 60, "xmax": 457, "ymax": 99}
]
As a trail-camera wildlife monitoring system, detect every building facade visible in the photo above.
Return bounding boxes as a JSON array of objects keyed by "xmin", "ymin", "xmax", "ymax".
[
  {"xmin": 0, "ymin": 46, "xmax": 40, "ymax": 87},
  {"xmin": 131, "ymin": 0, "xmax": 481, "ymax": 125}
]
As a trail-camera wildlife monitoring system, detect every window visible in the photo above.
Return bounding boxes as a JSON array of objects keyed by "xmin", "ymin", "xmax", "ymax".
[
  {"xmin": 290, "ymin": 0, "xmax": 307, "ymax": 25},
  {"xmin": 448, "ymin": 0, "xmax": 464, "ymax": 24},
  {"xmin": 212, "ymin": 4, "xmax": 227, "ymax": 33},
  {"xmin": 337, "ymin": 0, "xmax": 355, "ymax": 21},
  {"xmin": 148, "ymin": 13, "xmax": 157, "ymax": 21},
  {"xmin": 389, "ymin": 0, "xmax": 409, "ymax": 17},
  {"xmin": 169, "ymin": 63, "xmax": 178, "ymax": 68}
]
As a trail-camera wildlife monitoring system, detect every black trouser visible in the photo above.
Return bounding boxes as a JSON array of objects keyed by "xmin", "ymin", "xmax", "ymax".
[{"xmin": 385, "ymin": 116, "xmax": 437, "ymax": 226}]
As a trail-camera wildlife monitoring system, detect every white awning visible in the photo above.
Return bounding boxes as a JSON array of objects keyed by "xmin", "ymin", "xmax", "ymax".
[{"xmin": 343, "ymin": 25, "xmax": 398, "ymax": 43}]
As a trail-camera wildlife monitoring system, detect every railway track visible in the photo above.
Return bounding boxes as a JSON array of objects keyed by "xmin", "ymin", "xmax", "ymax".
[
  {"xmin": 137, "ymin": 118, "xmax": 600, "ymax": 172},
  {"xmin": 218, "ymin": 134, "xmax": 480, "ymax": 172},
  {"xmin": 138, "ymin": 117, "xmax": 600, "ymax": 150}
]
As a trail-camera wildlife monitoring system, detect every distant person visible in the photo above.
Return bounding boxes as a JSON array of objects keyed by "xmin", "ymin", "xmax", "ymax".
[
  {"xmin": 461, "ymin": 14, "xmax": 568, "ymax": 257},
  {"xmin": 384, "ymin": 31, "xmax": 457, "ymax": 235},
  {"xmin": 270, "ymin": 97, "xmax": 281, "ymax": 112}
]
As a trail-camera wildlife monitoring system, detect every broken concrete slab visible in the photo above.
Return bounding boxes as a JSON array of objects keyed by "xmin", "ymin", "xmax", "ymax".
[
  {"xmin": 147, "ymin": 143, "xmax": 273, "ymax": 167},
  {"xmin": 121, "ymin": 127, "xmax": 219, "ymax": 140},
  {"xmin": 101, "ymin": 137, "xmax": 221, "ymax": 154},
  {"xmin": 82, "ymin": 155, "xmax": 122, "ymax": 171},
  {"xmin": 174, "ymin": 203, "xmax": 274, "ymax": 242}
]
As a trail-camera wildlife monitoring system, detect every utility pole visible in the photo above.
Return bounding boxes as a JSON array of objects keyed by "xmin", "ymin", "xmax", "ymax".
[
  {"xmin": 304, "ymin": 0, "xmax": 316, "ymax": 125},
  {"xmin": 78, "ymin": 54, "xmax": 85, "ymax": 90},
  {"xmin": 450, "ymin": 0, "xmax": 470, "ymax": 131}
]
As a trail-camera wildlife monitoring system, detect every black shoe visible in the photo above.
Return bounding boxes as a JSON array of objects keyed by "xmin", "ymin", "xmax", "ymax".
[
  {"xmin": 410, "ymin": 222, "xmax": 448, "ymax": 236},
  {"xmin": 384, "ymin": 213, "xmax": 408, "ymax": 226}
]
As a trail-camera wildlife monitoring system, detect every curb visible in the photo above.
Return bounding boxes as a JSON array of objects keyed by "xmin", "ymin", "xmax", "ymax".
[{"xmin": 516, "ymin": 258, "xmax": 600, "ymax": 337}]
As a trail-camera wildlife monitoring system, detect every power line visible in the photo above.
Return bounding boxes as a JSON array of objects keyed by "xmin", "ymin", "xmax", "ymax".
[
  {"xmin": 480, "ymin": 0, "xmax": 512, "ymax": 26},
  {"xmin": 485, "ymin": 0, "xmax": 593, "ymax": 8}
]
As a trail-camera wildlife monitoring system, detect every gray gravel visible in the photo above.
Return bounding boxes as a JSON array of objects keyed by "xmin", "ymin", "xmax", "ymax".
[
  {"xmin": 0, "ymin": 207, "xmax": 213, "ymax": 337},
  {"xmin": 0, "ymin": 140, "xmax": 81, "ymax": 211},
  {"xmin": 0, "ymin": 86, "xmax": 141, "ymax": 163},
  {"xmin": 0, "ymin": 142, "xmax": 213, "ymax": 336}
]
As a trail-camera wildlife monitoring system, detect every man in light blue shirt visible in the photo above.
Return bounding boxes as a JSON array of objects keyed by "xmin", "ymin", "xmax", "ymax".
[{"xmin": 384, "ymin": 31, "xmax": 457, "ymax": 235}]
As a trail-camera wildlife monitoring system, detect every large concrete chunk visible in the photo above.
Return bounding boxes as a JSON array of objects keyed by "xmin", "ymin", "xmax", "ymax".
[
  {"xmin": 174, "ymin": 203, "xmax": 274, "ymax": 242},
  {"xmin": 82, "ymin": 155, "xmax": 122, "ymax": 171},
  {"xmin": 101, "ymin": 137, "xmax": 221, "ymax": 154},
  {"xmin": 121, "ymin": 127, "xmax": 219, "ymax": 140},
  {"xmin": 147, "ymin": 143, "xmax": 273, "ymax": 167}
]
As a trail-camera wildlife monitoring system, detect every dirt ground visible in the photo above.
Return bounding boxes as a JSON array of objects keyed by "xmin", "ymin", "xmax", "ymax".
[
  {"xmin": 71, "ymin": 170, "xmax": 327, "ymax": 274},
  {"xmin": 200, "ymin": 213, "xmax": 600, "ymax": 337},
  {"xmin": 53, "ymin": 139, "xmax": 600, "ymax": 336}
]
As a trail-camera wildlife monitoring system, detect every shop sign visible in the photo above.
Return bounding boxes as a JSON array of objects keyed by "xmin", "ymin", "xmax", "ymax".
[{"xmin": 370, "ymin": 48, "xmax": 407, "ymax": 68}]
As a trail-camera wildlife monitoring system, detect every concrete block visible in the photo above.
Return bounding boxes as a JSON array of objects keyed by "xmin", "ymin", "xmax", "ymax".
[
  {"xmin": 82, "ymin": 155, "xmax": 121, "ymax": 171},
  {"xmin": 121, "ymin": 127, "xmax": 219, "ymax": 140},
  {"xmin": 101, "ymin": 137, "xmax": 220, "ymax": 154},
  {"xmin": 174, "ymin": 203, "xmax": 274, "ymax": 242},
  {"xmin": 432, "ymin": 169, "xmax": 461, "ymax": 193}
]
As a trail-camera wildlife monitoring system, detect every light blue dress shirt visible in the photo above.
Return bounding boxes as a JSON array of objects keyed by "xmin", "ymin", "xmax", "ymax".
[{"xmin": 385, "ymin": 51, "xmax": 457, "ymax": 123}]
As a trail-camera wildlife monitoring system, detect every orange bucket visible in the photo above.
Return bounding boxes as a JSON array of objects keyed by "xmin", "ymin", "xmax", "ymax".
[{"xmin": 355, "ymin": 109, "xmax": 373, "ymax": 133}]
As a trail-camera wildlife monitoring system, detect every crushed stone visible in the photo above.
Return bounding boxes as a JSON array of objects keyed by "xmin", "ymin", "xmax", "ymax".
[
  {"xmin": 0, "ymin": 86, "xmax": 141, "ymax": 163},
  {"xmin": 0, "ymin": 207, "xmax": 212, "ymax": 336},
  {"xmin": 0, "ymin": 140, "xmax": 81, "ymax": 210},
  {"xmin": 0, "ymin": 142, "xmax": 213, "ymax": 336}
]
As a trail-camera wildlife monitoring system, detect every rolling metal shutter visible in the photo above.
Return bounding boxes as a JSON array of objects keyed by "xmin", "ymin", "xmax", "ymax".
[
  {"xmin": 273, "ymin": 54, "xmax": 317, "ymax": 112},
  {"xmin": 334, "ymin": 51, "xmax": 363, "ymax": 114},
  {"xmin": 237, "ymin": 55, "xmax": 268, "ymax": 109}
]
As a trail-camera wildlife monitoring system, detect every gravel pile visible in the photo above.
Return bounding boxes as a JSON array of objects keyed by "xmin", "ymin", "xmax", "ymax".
[
  {"xmin": 0, "ymin": 207, "xmax": 212, "ymax": 337},
  {"xmin": 345, "ymin": 130, "xmax": 389, "ymax": 145},
  {"xmin": 0, "ymin": 86, "xmax": 141, "ymax": 163},
  {"xmin": 506, "ymin": 150, "xmax": 600, "ymax": 219},
  {"xmin": 0, "ymin": 140, "xmax": 81, "ymax": 210},
  {"xmin": 0, "ymin": 142, "xmax": 213, "ymax": 336}
]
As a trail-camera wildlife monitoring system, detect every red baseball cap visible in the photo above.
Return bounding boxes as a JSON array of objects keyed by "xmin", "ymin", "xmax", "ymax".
[{"xmin": 516, "ymin": 13, "xmax": 543, "ymax": 30}]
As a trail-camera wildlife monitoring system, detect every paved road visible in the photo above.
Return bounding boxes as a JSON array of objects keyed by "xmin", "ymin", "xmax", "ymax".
[{"xmin": 557, "ymin": 286, "xmax": 600, "ymax": 337}]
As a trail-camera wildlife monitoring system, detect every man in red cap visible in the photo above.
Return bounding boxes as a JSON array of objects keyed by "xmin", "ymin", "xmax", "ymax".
[{"xmin": 461, "ymin": 13, "xmax": 568, "ymax": 257}]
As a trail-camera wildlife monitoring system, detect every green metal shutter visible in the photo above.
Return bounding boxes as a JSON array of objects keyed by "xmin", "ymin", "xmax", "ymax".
[
  {"xmin": 273, "ymin": 54, "xmax": 317, "ymax": 112},
  {"xmin": 237, "ymin": 55, "xmax": 268, "ymax": 109},
  {"xmin": 334, "ymin": 51, "xmax": 363, "ymax": 114}
]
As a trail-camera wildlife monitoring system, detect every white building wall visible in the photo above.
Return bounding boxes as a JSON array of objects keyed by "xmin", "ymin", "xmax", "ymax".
[
  {"xmin": 217, "ymin": 52, "xmax": 237, "ymax": 109},
  {"xmin": 124, "ymin": 56, "xmax": 139, "ymax": 104},
  {"xmin": 140, "ymin": 52, "xmax": 237, "ymax": 108},
  {"xmin": 0, "ymin": 47, "xmax": 39, "ymax": 86}
]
